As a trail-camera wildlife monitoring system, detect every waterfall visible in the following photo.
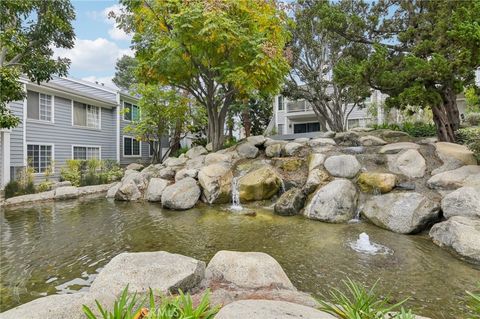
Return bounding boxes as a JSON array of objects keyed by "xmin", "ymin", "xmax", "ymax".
[{"xmin": 230, "ymin": 177, "xmax": 243, "ymax": 211}]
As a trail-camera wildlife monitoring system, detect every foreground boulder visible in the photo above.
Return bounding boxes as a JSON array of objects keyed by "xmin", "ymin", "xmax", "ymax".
[
  {"xmin": 205, "ymin": 251, "xmax": 294, "ymax": 290},
  {"xmin": 429, "ymin": 216, "xmax": 480, "ymax": 263},
  {"xmin": 441, "ymin": 186, "xmax": 480, "ymax": 219},
  {"xmin": 324, "ymin": 155, "xmax": 361, "ymax": 178},
  {"xmin": 308, "ymin": 153, "xmax": 326, "ymax": 171},
  {"xmin": 274, "ymin": 188, "xmax": 306, "ymax": 216},
  {"xmin": 238, "ymin": 166, "xmax": 282, "ymax": 202},
  {"xmin": 185, "ymin": 146, "xmax": 208, "ymax": 159},
  {"xmin": 362, "ymin": 192, "xmax": 440, "ymax": 234},
  {"xmin": 115, "ymin": 180, "xmax": 142, "ymax": 201},
  {"xmin": 379, "ymin": 142, "xmax": 420, "ymax": 154},
  {"xmin": 427, "ymin": 165, "xmax": 480, "ymax": 190},
  {"xmin": 144, "ymin": 178, "xmax": 170, "ymax": 202},
  {"xmin": 387, "ymin": 149, "xmax": 426, "ymax": 178},
  {"xmin": 265, "ymin": 143, "xmax": 283, "ymax": 158},
  {"xmin": 303, "ymin": 169, "xmax": 330, "ymax": 194},
  {"xmin": 237, "ymin": 142, "xmax": 259, "ymax": 159},
  {"xmin": 432, "ymin": 142, "xmax": 477, "ymax": 175},
  {"xmin": 283, "ymin": 142, "xmax": 303, "ymax": 156},
  {"xmin": 106, "ymin": 182, "xmax": 120, "ymax": 198},
  {"xmin": 359, "ymin": 135, "xmax": 387, "ymax": 146},
  {"xmin": 90, "ymin": 251, "xmax": 206, "ymax": 299},
  {"xmin": 198, "ymin": 164, "xmax": 233, "ymax": 204},
  {"xmin": 247, "ymin": 135, "xmax": 266, "ymax": 146},
  {"xmin": 357, "ymin": 172, "xmax": 396, "ymax": 194},
  {"xmin": 215, "ymin": 300, "xmax": 335, "ymax": 319},
  {"xmin": 304, "ymin": 179, "xmax": 358, "ymax": 223},
  {"xmin": 0, "ymin": 293, "xmax": 89, "ymax": 319},
  {"xmin": 161, "ymin": 177, "xmax": 201, "ymax": 210}
]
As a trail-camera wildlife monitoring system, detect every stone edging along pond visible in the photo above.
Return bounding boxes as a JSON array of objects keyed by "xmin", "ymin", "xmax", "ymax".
[{"xmin": 0, "ymin": 250, "xmax": 432, "ymax": 319}]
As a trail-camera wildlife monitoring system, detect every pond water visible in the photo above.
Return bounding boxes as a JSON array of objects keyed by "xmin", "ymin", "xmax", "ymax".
[{"xmin": 1, "ymin": 196, "xmax": 479, "ymax": 318}]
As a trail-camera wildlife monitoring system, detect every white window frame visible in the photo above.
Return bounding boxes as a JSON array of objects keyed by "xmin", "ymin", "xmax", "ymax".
[
  {"xmin": 71, "ymin": 100, "xmax": 102, "ymax": 130},
  {"xmin": 123, "ymin": 101, "xmax": 140, "ymax": 122},
  {"xmin": 123, "ymin": 136, "xmax": 142, "ymax": 157},
  {"xmin": 71, "ymin": 145, "xmax": 102, "ymax": 160},
  {"xmin": 26, "ymin": 143, "xmax": 55, "ymax": 175},
  {"xmin": 27, "ymin": 91, "xmax": 55, "ymax": 124}
]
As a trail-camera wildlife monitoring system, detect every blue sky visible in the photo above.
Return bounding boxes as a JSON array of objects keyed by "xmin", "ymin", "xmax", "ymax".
[{"xmin": 54, "ymin": 0, "xmax": 133, "ymax": 88}]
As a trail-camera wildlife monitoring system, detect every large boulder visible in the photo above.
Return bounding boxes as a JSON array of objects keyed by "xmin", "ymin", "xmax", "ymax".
[
  {"xmin": 429, "ymin": 216, "xmax": 480, "ymax": 263},
  {"xmin": 106, "ymin": 182, "xmax": 120, "ymax": 198},
  {"xmin": 215, "ymin": 300, "xmax": 335, "ymax": 319},
  {"xmin": 379, "ymin": 142, "xmax": 419, "ymax": 154},
  {"xmin": 164, "ymin": 157, "xmax": 187, "ymax": 170},
  {"xmin": 90, "ymin": 251, "xmax": 206, "ymax": 299},
  {"xmin": 307, "ymin": 138, "xmax": 336, "ymax": 148},
  {"xmin": 274, "ymin": 188, "xmax": 306, "ymax": 216},
  {"xmin": 159, "ymin": 167, "xmax": 176, "ymax": 180},
  {"xmin": 175, "ymin": 168, "xmax": 198, "ymax": 181},
  {"xmin": 77, "ymin": 184, "xmax": 112, "ymax": 196},
  {"xmin": 283, "ymin": 142, "xmax": 303, "ymax": 156},
  {"xmin": 333, "ymin": 131, "xmax": 361, "ymax": 146},
  {"xmin": 205, "ymin": 251, "xmax": 294, "ymax": 290},
  {"xmin": 204, "ymin": 153, "xmax": 232, "ymax": 166},
  {"xmin": 144, "ymin": 178, "xmax": 170, "ymax": 202},
  {"xmin": 161, "ymin": 177, "xmax": 201, "ymax": 210},
  {"xmin": 303, "ymin": 179, "xmax": 358, "ymax": 223},
  {"xmin": 126, "ymin": 163, "xmax": 144, "ymax": 171},
  {"xmin": 185, "ymin": 146, "xmax": 208, "ymax": 159},
  {"xmin": 115, "ymin": 181, "xmax": 142, "ymax": 201},
  {"xmin": 324, "ymin": 155, "xmax": 361, "ymax": 178},
  {"xmin": 357, "ymin": 172, "xmax": 396, "ymax": 194},
  {"xmin": 54, "ymin": 186, "xmax": 79, "ymax": 200},
  {"xmin": 303, "ymin": 169, "xmax": 330, "ymax": 194},
  {"xmin": 387, "ymin": 149, "xmax": 426, "ymax": 178},
  {"xmin": 4, "ymin": 191, "xmax": 55, "ymax": 206},
  {"xmin": 238, "ymin": 166, "xmax": 282, "ymax": 201},
  {"xmin": 247, "ymin": 135, "xmax": 266, "ymax": 146},
  {"xmin": 308, "ymin": 153, "xmax": 326, "ymax": 171},
  {"xmin": 441, "ymin": 186, "xmax": 480, "ymax": 219},
  {"xmin": 264, "ymin": 139, "xmax": 288, "ymax": 148},
  {"xmin": 265, "ymin": 144, "xmax": 283, "ymax": 158},
  {"xmin": 121, "ymin": 171, "xmax": 148, "ymax": 191},
  {"xmin": 0, "ymin": 293, "xmax": 89, "ymax": 319},
  {"xmin": 427, "ymin": 165, "xmax": 480, "ymax": 190},
  {"xmin": 432, "ymin": 142, "xmax": 477, "ymax": 175},
  {"xmin": 198, "ymin": 164, "xmax": 233, "ymax": 204},
  {"xmin": 362, "ymin": 192, "xmax": 440, "ymax": 234},
  {"xmin": 359, "ymin": 135, "xmax": 387, "ymax": 146},
  {"xmin": 185, "ymin": 155, "xmax": 206, "ymax": 170},
  {"xmin": 237, "ymin": 143, "xmax": 259, "ymax": 159}
]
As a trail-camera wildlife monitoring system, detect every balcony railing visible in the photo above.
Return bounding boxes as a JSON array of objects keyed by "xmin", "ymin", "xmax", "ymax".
[{"xmin": 286, "ymin": 100, "xmax": 313, "ymax": 113}]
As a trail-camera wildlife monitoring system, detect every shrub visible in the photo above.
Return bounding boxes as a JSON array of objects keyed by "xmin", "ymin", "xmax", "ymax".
[
  {"xmin": 60, "ymin": 160, "xmax": 82, "ymax": 186},
  {"xmin": 61, "ymin": 159, "xmax": 123, "ymax": 187},
  {"xmin": 371, "ymin": 122, "xmax": 436, "ymax": 137},
  {"xmin": 171, "ymin": 146, "xmax": 189, "ymax": 158},
  {"xmin": 192, "ymin": 137, "xmax": 208, "ymax": 147},
  {"xmin": 465, "ymin": 113, "xmax": 480, "ymax": 126},
  {"xmin": 456, "ymin": 127, "xmax": 480, "ymax": 162},
  {"xmin": 83, "ymin": 286, "xmax": 219, "ymax": 319},
  {"xmin": 318, "ymin": 278, "xmax": 410, "ymax": 319},
  {"xmin": 223, "ymin": 137, "xmax": 237, "ymax": 149},
  {"xmin": 37, "ymin": 181, "xmax": 54, "ymax": 192},
  {"xmin": 4, "ymin": 181, "xmax": 21, "ymax": 199}
]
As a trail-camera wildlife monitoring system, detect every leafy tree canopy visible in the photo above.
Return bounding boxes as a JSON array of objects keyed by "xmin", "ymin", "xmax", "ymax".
[
  {"xmin": 115, "ymin": 0, "xmax": 291, "ymax": 150},
  {"xmin": 0, "ymin": 0, "xmax": 75, "ymax": 129},
  {"xmin": 322, "ymin": 0, "xmax": 480, "ymax": 141},
  {"xmin": 112, "ymin": 55, "xmax": 138, "ymax": 91}
]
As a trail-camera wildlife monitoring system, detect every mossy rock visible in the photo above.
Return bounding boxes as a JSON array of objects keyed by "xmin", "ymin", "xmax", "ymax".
[
  {"xmin": 280, "ymin": 158, "xmax": 305, "ymax": 172},
  {"xmin": 238, "ymin": 166, "xmax": 282, "ymax": 201},
  {"xmin": 357, "ymin": 172, "xmax": 397, "ymax": 194}
]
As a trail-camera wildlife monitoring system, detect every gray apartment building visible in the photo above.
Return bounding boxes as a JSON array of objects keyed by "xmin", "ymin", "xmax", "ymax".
[{"xmin": 0, "ymin": 76, "xmax": 167, "ymax": 189}]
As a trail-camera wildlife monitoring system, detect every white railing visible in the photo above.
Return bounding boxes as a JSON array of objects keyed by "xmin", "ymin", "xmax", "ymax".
[{"xmin": 286, "ymin": 100, "xmax": 313, "ymax": 113}]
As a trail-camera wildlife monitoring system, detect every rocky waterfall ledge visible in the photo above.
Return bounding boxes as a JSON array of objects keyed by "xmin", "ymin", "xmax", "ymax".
[
  {"xmin": 105, "ymin": 129, "xmax": 480, "ymax": 264},
  {"xmin": 0, "ymin": 250, "xmax": 431, "ymax": 319}
]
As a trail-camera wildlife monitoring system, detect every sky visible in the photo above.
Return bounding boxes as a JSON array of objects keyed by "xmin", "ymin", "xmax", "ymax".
[{"xmin": 54, "ymin": 0, "xmax": 132, "ymax": 89}]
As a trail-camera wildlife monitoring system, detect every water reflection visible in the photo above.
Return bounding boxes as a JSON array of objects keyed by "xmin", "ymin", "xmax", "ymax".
[{"xmin": 1, "ymin": 197, "xmax": 479, "ymax": 318}]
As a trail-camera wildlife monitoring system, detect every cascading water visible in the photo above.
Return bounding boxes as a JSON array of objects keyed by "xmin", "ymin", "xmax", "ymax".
[
  {"xmin": 230, "ymin": 177, "xmax": 243, "ymax": 211},
  {"xmin": 349, "ymin": 232, "xmax": 393, "ymax": 255}
]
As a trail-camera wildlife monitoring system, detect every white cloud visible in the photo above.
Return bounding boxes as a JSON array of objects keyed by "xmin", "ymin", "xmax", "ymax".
[
  {"xmin": 102, "ymin": 4, "xmax": 131, "ymax": 41},
  {"xmin": 54, "ymin": 38, "xmax": 133, "ymax": 74},
  {"xmin": 81, "ymin": 75, "xmax": 117, "ymax": 89}
]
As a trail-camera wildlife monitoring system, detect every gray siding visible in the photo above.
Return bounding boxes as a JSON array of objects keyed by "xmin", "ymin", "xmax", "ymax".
[
  {"xmin": 25, "ymin": 95, "xmax": 117, "ymax": 179},
  {"xmin": 119, "ymin": 98, "xmax": 152, "ymax": 166},
  {"xmin": 9, "ymin": 101, "xmax": 25, "ymax": 166}
]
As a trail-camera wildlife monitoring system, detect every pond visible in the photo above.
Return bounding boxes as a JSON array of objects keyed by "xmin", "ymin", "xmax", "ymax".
[{"xmin": 1, "ymin": 196, "xmax": 479, "ymax": 318}]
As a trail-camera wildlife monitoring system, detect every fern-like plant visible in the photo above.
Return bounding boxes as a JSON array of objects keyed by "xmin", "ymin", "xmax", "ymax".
[{"xmin": 317, "ymin": 278, "xmax": 410, "ymax": 319}]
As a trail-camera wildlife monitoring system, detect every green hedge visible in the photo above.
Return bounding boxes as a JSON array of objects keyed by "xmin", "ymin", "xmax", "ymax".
[{"xmin": 456, "ymin": 127, "xmax": 480, "ymax": 162}]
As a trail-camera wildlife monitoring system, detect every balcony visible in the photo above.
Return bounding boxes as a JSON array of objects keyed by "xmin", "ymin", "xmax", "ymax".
[{"xmin": 286, "ymin": 100, "xmax": 313, "ymax": 113}]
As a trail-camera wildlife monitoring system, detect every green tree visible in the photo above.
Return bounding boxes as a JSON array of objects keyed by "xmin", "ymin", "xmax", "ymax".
[
  {"xmin": 112, "ymin": 55, "xmax": 138, "ymax": 91},
  {"xmin": 124, "ymin": 85, "xmax": 190, "ymax": 163},
  {"xmin": 0, "ymin": 0, "xmax": 75, "ymax": 129},
  {"xmin": 324, "ymin": 0, "xmax": 480, "ymax": 141},
  {"xmin": 283, "ymin": 0, "xmax": 371, "ymax": 132},
  {"xmin": 230, "ymin": 94, "xmax": 273, "ymax": 137},
  {"xmin": 114, "ymin": 0, "xmax": 291, "ymax": 151},
  {"xmin": 465, "ymin": 86, "xmax": 480, "ymax": 113}
]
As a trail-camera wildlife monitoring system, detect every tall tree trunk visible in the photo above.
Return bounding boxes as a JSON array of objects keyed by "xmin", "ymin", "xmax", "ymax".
[
  {"xmin": 432, "ymin": 103, "xmax": 456, "ymax": 142},
  {"xmin": 242, "ymin": 108, "xmax": 251, "ymax": 137},
  {"xmin": 170, "ymin": 120, "xmax": 182, "ymax": 155}
]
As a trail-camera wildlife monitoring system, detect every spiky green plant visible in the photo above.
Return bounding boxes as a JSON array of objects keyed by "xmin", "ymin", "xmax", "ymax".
[
  {"xmin": 466, "ymin": 288, "xmax": 480, "ymax": 319},
  {"xmin": 317, "ymin": 278, "xmax": 410, "ymax": 319},
  {"xmin": 83, "ymin": 285, "xmax": 145, "ymax": 319}
]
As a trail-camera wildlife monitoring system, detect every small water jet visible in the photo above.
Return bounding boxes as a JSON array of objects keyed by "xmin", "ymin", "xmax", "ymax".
[{"xmin": 349, "ymin": 232, "xmax": 393, "ymax": 255}]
